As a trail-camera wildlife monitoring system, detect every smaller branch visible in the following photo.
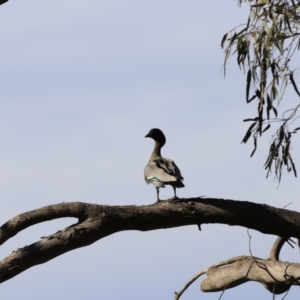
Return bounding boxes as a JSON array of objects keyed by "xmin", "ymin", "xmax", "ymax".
[
  {"xmin": 268, "ymin": 237, "xmax": 286, "ymax": 260},
  {"xmin": 174, "ymin": 270, "xmax": 207, "ymax": 300}
]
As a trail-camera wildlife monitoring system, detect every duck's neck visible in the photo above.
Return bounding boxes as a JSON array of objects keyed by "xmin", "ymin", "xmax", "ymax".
[{"xmin": 151, "ymin": 141, "xmax": 162, "ymax": 158}]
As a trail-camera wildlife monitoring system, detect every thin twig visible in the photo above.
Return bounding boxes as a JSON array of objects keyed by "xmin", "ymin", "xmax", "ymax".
[
  {"xmin": 247, "ymin": 229, "xmax": 254, "ymax": 257},
  {"xmin": 272, "ymin": 281, "xmax": 276, "ymax": 300},
  {"xmin": 219, "ymin": 287, "xmax": 226, "ymax": 300},
  {"xmin": 281, "ymin": 285, "xmax": 291, "ymax": 300},
  {"xmin": 283, "ymin": 202, "xmax": 292, "ymax": 209},
  {"xmin": 174, "ymin": 270, "xmax": 207, "ymax": 300}
]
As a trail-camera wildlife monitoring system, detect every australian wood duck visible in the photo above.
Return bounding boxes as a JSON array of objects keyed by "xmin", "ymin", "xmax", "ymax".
[{"xmin": 144, "ymin": 128, "xmax": 184, "ymax": 202}]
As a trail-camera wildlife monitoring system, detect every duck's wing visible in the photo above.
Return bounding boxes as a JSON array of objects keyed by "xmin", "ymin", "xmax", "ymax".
[
  {"xmin": 144, "ymin": 160, "xmax": 178, "ymax": 185},
  {"xmin": 155, "ymin": 157, "xmax": 184, "ymax": 180}
]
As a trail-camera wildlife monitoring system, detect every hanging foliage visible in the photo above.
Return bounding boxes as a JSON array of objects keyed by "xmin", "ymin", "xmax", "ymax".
[{"xmin": 222, "ymin": 0, "xmax": 300, "ymax": 182}]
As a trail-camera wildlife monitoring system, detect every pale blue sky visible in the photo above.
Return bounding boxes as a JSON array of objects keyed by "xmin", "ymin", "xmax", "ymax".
[{"xmin": 0, "ymin": 1, "xmax": 299, "ymax": 299}]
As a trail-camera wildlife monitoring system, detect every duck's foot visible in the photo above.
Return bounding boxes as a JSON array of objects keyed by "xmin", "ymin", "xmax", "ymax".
[{"xmin": 169, "ymin": 196, "xmax": 180, "ymax": 201}]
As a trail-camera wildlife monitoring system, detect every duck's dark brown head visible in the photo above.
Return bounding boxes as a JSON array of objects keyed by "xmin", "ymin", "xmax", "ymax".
[{"xmin": 145, "ymin": 128, "xmax": 166, "ymax": 147}]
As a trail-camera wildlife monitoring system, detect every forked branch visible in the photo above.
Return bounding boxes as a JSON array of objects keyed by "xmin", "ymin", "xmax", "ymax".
[{"xmin": 1, "ymin": 198, "xmax": 300, "ymax": 284}]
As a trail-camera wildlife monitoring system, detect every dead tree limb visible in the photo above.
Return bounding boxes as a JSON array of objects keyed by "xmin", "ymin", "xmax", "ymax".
[
  {"xmin": 201, "ymin": 255, "xmax": 299, "ymax": 294},
  {"xmin": 175, "ymin": 237, "xmax": 300, "ymax": 299}
]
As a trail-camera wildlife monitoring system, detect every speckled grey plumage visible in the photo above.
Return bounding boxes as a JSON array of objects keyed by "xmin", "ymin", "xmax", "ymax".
[{"xmin": 144, "ymin": 128, "xmax": 184, "ymax": 202}]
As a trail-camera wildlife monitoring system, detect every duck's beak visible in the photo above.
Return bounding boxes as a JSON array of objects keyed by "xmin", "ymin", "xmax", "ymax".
[{"xmin": 145, "ymin": 133, "xmax": 151, "ymax": 138}]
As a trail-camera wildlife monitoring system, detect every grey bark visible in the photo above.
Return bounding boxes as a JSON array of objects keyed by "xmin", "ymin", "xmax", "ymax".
[
  {"xmin": 201, "ymin": 255, "xmax": 300, "ymax": 294},
  {"xmin": 174, "ymin": 237, "xmax": 300, "ymax": 299}
]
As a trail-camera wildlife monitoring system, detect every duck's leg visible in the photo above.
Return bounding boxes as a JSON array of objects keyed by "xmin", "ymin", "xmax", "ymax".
[
  {"xmin": 156, "ymin": 187, "xmax": 161, "ymax": 203},
  {"xmin": 171, "ymin": 186, "xmax": 179, "ymax": 200}
]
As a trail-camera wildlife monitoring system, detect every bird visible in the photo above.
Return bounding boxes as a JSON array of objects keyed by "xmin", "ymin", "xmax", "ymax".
[{"xmin": 144, "ymin": 128, "xmax": 184, "ymax": 202}]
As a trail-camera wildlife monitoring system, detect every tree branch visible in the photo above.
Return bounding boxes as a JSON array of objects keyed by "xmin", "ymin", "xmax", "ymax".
[
  {"xmin": 174, "ymin": 269, "xmax": 207, "ymax": 300},
  {"xmin": 268, "ymin": 237, "xmax": 286, "ymax": 260},
  {"xmin": 1, "ymin": 197, "xmax": 300, "ymax": 283},
  {"xmin": 176, "ymin": 236, "xmax": 299, "ymax": 298},
  {"xmin": 201, "ymin": 255, "xmax": 300, "ymax": 294},
  {"xmin": 0, "ymin": 202, "xmax": 88, "ymax": 245}
]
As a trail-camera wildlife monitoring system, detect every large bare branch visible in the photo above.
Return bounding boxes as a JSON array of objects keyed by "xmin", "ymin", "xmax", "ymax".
[{"xmin": 1, "ymin": 197, "xmax": 300, "ymax": 284}]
